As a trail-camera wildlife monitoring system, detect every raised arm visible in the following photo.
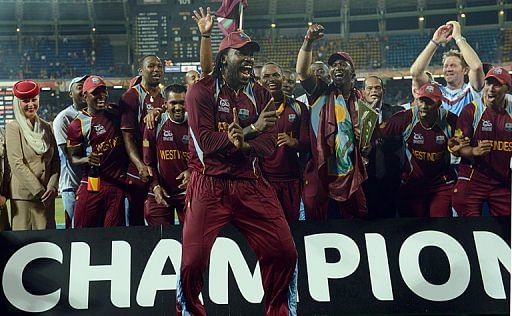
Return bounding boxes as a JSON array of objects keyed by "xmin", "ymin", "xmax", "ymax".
[
  {"xmin": 447, "ymin": 21, "xmax": 484, "ymax": 91},
  {"xmin": 296, "ymin": 24, "xmax": 324, "ymax": 82},
  {"xmin": 410, "ymin": 24, "xmax": 453, "ymax": 86},
  {"xmin": 193, "ymin": 7, "xmax": 214, "ymax": 75}
]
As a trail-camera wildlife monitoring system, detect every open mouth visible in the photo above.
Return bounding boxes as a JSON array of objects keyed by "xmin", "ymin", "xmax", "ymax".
[
  {"xmin": 268, "ymin": 82, "xmax": 278, "ymax": 89},
  {"xmin": 152, "ymin": 73, "xmax": 161, "ymax": 81},
  {"xmin": 240, "ymin": 65, "xmax": 253, "ymax": 80},
  {"xmin": 333, "ymin": 72, "xmax": 345, "ymax": 79}
]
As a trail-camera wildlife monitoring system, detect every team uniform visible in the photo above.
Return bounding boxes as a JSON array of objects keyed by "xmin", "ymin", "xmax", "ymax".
[
  {"xmin": 302, "ymin": 78, "xmax": 367, "ymax": 219},
  {"xmin": 142, "ymin": 112, "xmax": 189, "ymax": 225},
  {"xmin": 439, "ymin": 82, "xmax": 481, "ymax": 116},
  {"xmin": 53, "ymin": 104, "xmax": 84, "ymax": 225},
  {"xmin": 452, "ymin": 97, "xmax": 512, "ymax": 216},
  {"xmin": 262, "ymin": 96, "xmax": 310, "ymax": 221},
  {"xmin": 176, "ymin": 75, "xmax": 297, "ymax": 316},
  {"xmin": 119, "ymin": 84, "xmax": 164, "ymax": 225},
  {"xmin": 67, "ymin": 110, "xmax": 128, "ymax": 227},
  {"xmin": 379, "ymin": 107, "xmax": 457, "ymax": 217}
]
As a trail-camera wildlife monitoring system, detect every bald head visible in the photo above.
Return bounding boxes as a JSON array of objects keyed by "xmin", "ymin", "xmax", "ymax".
[{"xmin": 184, "ymin": 70, "xmax": 200, "ymax": 87}]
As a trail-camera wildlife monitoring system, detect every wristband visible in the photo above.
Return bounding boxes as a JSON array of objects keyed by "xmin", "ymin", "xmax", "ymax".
[
  {"xmin": 201, "ymin": 34, "xmax": 211, "ymax": 38},
  {"xmin": 455, "ymin": 36, "xmax": 466, "ymax": 44},
  {"xmin": 430, "ymin": 39, "xmax": 440, "ymax": 47}
]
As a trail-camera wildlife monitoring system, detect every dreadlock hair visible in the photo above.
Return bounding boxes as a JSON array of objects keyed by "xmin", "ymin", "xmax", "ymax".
[{"xmin": 212, "ymin": 49, "xmax": 229, "ymax": 81}]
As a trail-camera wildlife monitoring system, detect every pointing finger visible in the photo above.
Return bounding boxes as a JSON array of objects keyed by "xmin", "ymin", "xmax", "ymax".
[{"xmin": 232, "ymin": 107, "xmax": 240, "ymax": 125}]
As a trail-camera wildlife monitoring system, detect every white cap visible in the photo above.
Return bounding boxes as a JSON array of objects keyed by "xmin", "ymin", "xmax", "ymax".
[{"xmin": 68, "ymin": 75, "xmax": 89, "ymax": 91}]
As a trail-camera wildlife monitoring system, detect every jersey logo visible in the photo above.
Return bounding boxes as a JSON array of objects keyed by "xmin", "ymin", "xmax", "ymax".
[
  {"xmin": 218, "ymin": 98, "xmax": 230, "ymax": 113},
  {"xmin": 505, "ymin": 123, "xmax": 512, "ymax": 132},
  {"xmin": 482, "ymin": 120, "xmax": 493, "ymax": 132},
  {"xmin": 413, "ymin": 132, "xmax": 424, "ymax": 144},
  {"xmin": 145, "ymin": 103, "xmax": 154, "ymax": 111},
  {"xmin": 436, "ymin": 135, "xmax": 445, "ymax": 144},
  {"xmin": 288, "ymin": 113, "xmax": 297, "ymax": 123},
  {"xmin": 93, "ymin": 124, "xmax": 106, "ymax": 135},
  {"xmin": 163, "ymin": 130, "xmax": 174, "ymax": 141},
  {"xmin": 182, "ymin": 135, "xmax": 189, "ymax": 144},
  {"xmin": 238, "ymin": 108, "xmax": 249, "ymax": 120}
]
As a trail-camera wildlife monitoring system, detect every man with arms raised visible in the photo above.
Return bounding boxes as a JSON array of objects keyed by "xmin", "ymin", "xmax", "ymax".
[
  {"xmin": 119, "ymin": 55, "xmax": 164, "ymax": 225},
  {"xmin": 296, "ymin": 24, "xmax": 367, "ymax": 219},
  {"xmin": 410, "ymin": 20, "xmax": 484, "ymax": 115},
  {"xmin": 176, "ymin": 31, "xmax": 297, "ymax": 316}
]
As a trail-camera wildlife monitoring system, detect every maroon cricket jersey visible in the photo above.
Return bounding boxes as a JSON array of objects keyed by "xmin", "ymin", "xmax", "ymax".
[
  {"xmin": 380, "ymin": 108, "xmax": 457, "ymax": 188},
  {"xmin": 119, "ymin": 84, "xmax": 164, "ymax": 174},
  {"xmin": 262, "ymin": 96, "xmax": 310, "ymax": 181},
  {"xmin": 457, "ymin": 99, "xmax": 512, "ymax": 184},
  {"xmin": 187, "ymin": 75, "xmax": 276, "ymax": 179},
  {"xmin": 143, "ymin": 113, "xmax": 190, "ymax": 195},
  {"xmin": 67, "ymin": 110, "xmax": 128, "ymax": 186}
]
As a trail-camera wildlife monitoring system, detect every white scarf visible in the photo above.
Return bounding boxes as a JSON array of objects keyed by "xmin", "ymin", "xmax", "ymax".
[{"xmin": 13, "ymin": 98, "xmax": 49, "ymax": 155}]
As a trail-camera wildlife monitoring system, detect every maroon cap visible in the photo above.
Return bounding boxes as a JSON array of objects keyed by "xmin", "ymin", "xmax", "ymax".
[
  {"xmin": 328, "ymin": 52, "xmax": 355, "ymax": 70},
  {"xmin": 417, "ymin": 83, "xmax": 443, "ymax": 103},
  {"xmin": 13, "ymin": 80, "xmax": 40, "ymax": 99},
  {"xmin": 83, "ymin": 75, "xmax": 106, "ymax": 94},
  {"xmin": 218, "ymin": 31, "xmax": 260, "ymax": 53},
  {"xmin": 485, "ymin": 67, "xmax": 512, "ymax": 88}
]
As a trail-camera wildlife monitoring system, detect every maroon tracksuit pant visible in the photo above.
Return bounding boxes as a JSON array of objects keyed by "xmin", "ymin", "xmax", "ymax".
[{"xmin": 176, "ymin": 171, "xmax": 297, "ymax": 316}]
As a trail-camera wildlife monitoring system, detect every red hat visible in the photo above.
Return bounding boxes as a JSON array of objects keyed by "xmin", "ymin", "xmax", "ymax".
[
  {"xmin": 485, "ymin": 67, "xmax": 512, "ymax": 88},
  {"xmin": 218, "ymin": 31, "xmax": 260, "ymax": 53},
  {"xmin": 13, "ymin": 80, "xmax": 40, "ymax": 99},
  {"xmin": 328, "ymin": 52, "xmax": 355, "ymax": 70},
  {"xmin": 417, "ymin": 83, "xmax": 443, "ymax": 103},
  {"xmin": 83, "ymin": 75, "xmax": 106, "ymax": 94}
]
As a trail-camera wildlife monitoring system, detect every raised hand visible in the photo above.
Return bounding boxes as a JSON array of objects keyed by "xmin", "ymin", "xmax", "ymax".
[
  {"xmin": 192, "ymin": 7, "xmax": 214, "ymax": 36},
  {"xmin": 253, "ymin": 98, "xmax": 277, "ymax": 132},
  {"xmin": 446, "ymin": 20, "xmax": 461, "ymax": 41},
  {"xmin": 304, "ymin": 24, "xmax": 325, "ymax": 42},
  {"xmin": 228, "ymin": 107, "xmax": 244, "ymax": 149},
  {"xmin": 432, "ymin": 23, "xmax": 453, "ymax": 45}
]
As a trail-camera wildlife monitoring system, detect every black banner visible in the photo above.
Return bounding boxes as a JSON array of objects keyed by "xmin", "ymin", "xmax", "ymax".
[{"xmin": 0, "ymin": 217, "xmax": 509, "ymax": 315}]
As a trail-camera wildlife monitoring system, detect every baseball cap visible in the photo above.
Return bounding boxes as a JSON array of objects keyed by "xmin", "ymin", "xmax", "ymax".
[
  {"xmin": 68, "ymin": 75, "xmax": 89, "ymax": 91},
  {"xmin": 328, "ymin": 52, "xmax": 355, "ymax": 70},
  {"xmin": 83, "ymin": 75, "xmax": 106, "ymax": 94},
  {"xmin": 485, "ymin": 67, "xmax": 512, "ymax": 88},
  {"xmin": 417, "ymin": 83, "xmax": 443, "ymax": 103},
  {"xmin": 218, "ymin": 30, "xmax": 260, "ymax": 53},
  {"xmin": 13, "ymin": 80, "xmax": 40, "ymax": 99}
]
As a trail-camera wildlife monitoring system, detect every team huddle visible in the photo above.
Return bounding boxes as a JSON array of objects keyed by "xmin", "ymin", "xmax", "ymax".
[{"xmin": 0, "ymin": 7, "xmax": 510, "ymax": 316}]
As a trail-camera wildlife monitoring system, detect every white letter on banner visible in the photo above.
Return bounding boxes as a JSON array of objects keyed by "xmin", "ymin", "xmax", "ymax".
[
  {"xmin": 209, "ymin": 237, "xmax": 263, "ymax": 304},
  {"xmin": 304, "ymin": 233, "xmax": 360, "ymax": 302},
  {"xmin": 2, "ymin": 242, "xmax": 63, "ymax": 312},
  {"xmin": 473, "ymin": 231, "xmax": 511, "ymax": 299},
  {"xmin": 69, "ymin": 241, "xmax": 131, "ymax": 309},
  {"xmin": 399, "ymin": 231, "xmax": 470, "ymax": 301},
  {"xmin": 365, "ymin": 233, "xmax": 394, "ymax": 300},
  {"xmin": 136, "ymin": 239, "xmax": 182, "ymax": 306}
]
